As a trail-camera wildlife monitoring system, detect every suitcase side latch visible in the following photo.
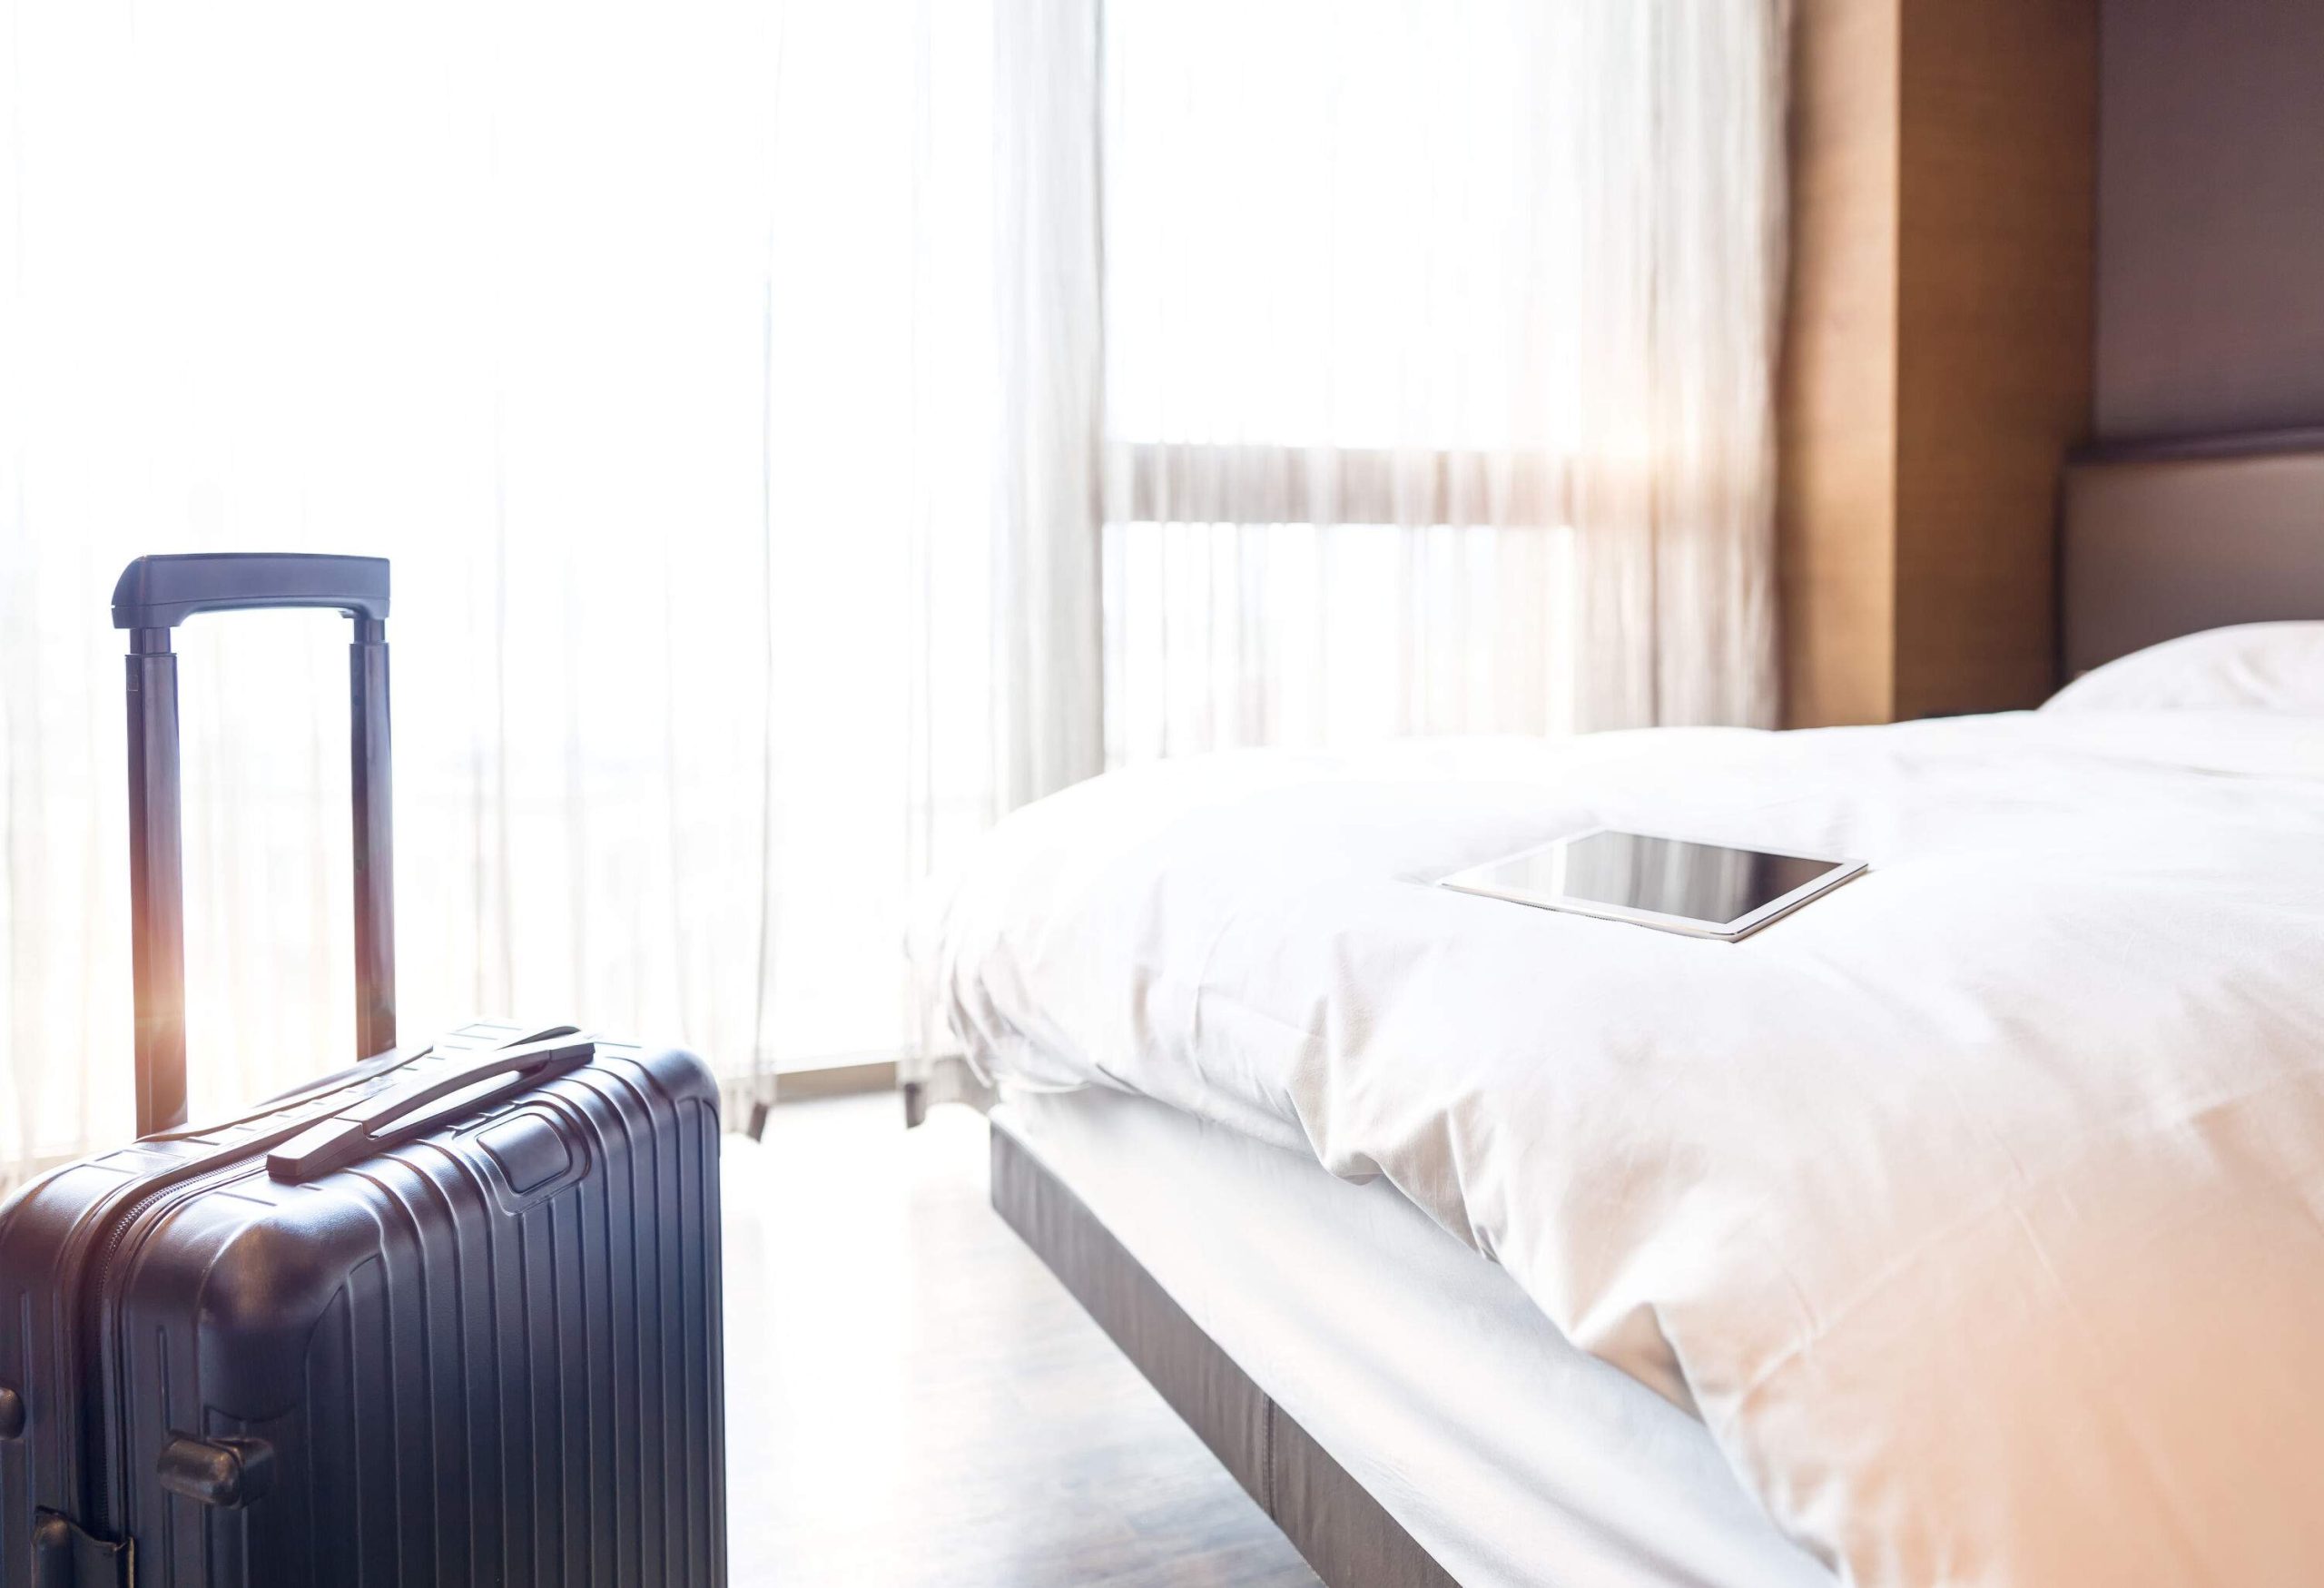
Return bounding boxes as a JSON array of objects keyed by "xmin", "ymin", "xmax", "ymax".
[
  {"xmin": 156, "ymin": 1434, "xmax": 276, "ymax": 1509},
  {"xmin": 30, "ymin": 1511, "xmax": 130, "ymax": 1588}
]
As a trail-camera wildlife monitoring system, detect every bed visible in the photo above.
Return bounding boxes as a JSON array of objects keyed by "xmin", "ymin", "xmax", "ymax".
[{"xmin": 911, "ymin": 431, "xmax": 2324, "ymax": 1587}]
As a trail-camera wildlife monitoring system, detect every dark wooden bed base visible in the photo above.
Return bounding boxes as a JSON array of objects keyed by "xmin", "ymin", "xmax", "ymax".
[
  {"xmin": 984, "ymin": 429, "xmax": 2324, "ymax": 1588},
  {"xmin": 990, "ymin": 1122, "xmax": 1459, "ymax": 1588}
]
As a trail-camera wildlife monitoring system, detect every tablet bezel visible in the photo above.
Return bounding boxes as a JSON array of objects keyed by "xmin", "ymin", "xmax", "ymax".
[{"xmin": 1433, "ymin": 827, "xmax": 1867, "ymax": 942}]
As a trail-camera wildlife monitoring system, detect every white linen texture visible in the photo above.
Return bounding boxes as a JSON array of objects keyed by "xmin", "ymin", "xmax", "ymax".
[
  {"xmin": 913, "ymin": 711, "xmax": 2324, "ymax": 1587},
  {"xmin": 2045, "ymin": 621, "xmax": 2324, "ymax": 714}
]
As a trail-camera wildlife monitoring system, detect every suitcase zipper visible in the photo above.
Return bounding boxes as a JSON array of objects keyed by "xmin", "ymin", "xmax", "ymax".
[{"xmin": 74, "ymin": 1156, "xmax": 275, "ymax": 1541}]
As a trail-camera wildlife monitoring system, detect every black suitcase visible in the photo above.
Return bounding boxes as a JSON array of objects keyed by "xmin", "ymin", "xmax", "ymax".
[{"xmin": 0, "ymin": 554, "xmax": 728, "ymax": 1586}]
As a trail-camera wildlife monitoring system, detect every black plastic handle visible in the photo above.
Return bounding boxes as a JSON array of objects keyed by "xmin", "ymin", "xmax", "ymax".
[
  {"xmin": 266, "ymin": 1034, "xmax": 596, "ymax": 1183},
  {"xmin": 113, "ymin": 552, "xmax": 389, "ymax": 630}
]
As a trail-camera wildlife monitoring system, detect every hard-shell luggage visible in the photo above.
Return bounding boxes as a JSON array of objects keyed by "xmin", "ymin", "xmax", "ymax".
[{"xmin": 0, "ymin": 554, "xmax": 727, "ymax": 1586}]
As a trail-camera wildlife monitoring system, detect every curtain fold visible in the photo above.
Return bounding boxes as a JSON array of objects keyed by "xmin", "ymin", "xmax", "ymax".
[
  {"xmin": 990, "ymin": 0, "xmax": 1108, "ymax": 812},
  {"xmin": 900, "ymin": 0, "xmax": 1108, "ymax": 1120}
]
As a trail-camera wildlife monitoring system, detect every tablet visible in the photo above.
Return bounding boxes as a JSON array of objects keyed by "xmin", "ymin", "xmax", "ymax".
[{"xmin": 1435, "ymin": 828, "xmax": 1865, "ymax": 941}]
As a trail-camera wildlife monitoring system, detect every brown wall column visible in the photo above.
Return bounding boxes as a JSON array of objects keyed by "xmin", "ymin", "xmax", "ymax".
[{"xmin": 1779, "ymin": 0, "xmax": 2096, "ymax": 726}]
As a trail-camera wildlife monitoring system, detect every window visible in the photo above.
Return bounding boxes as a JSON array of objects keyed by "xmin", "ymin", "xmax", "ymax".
[{"xmin": 1099, "ymin": 0, "xmax": 1580, "ymax": 764}]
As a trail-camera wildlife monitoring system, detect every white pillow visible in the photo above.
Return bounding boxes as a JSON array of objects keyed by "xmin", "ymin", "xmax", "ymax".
[{"xmin": 2044, "ymin": 621, "xmax": 2324, "ymax": 714}]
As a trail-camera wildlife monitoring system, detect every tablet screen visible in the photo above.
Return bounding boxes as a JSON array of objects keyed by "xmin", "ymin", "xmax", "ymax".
[{"xmin": 1444, "ymin": 831, "xmax": 1839, "ymax": 927}]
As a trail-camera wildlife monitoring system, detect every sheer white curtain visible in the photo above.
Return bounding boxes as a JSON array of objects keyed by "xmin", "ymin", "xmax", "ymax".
[
  {"xmin": 1100, "ymin": 0, "xmax": 1788, "ymax": 759},
  {"xmin": 0, "ymin": 0, "xmax": 1007, "ymax": 1187},
  {"xmin": 1, "ymin": 0, "xmax": 1792, "ymax": 1175},
  {"xmin": 907, "ymin": 0, "xmax": 1787, "ymax": 1110}
]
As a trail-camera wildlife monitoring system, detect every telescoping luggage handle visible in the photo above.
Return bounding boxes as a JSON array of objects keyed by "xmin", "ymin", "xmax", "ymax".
[{"xmin": 115, "ymin": 553, "xmax": 395, "ymax": 1138}]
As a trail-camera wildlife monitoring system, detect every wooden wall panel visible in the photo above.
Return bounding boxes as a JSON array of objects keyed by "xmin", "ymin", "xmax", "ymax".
[
  {"xmin": 1777, "ymin": 0, "xmax": 1900, "ymax": 728},
  {"xmin": 2095, "ymin": 0, "xmax": 2324, "ymax": 441},
  {"xmin": 1893, "ymin": 0, "xmax": 2097, "ymax": 718},
  {"xmin": 1778, "ymin": 0, "xmax": 2096, "ymax": 725}
]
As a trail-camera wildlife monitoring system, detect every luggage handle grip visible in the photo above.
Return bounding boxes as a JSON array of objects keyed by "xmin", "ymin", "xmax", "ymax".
[
  {"xmin": 113, "ymin": 552, "xmax": 389, "ymax": 630},
  {"xmin": 266, "ymin": 1035, "xmax": 595, "ymax": 1183}
]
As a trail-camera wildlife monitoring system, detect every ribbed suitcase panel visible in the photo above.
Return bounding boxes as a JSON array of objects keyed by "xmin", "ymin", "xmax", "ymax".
[
  {"xmin": 95, "ymin": 1041, "xmax": 724, "ymax": 1588},
  {"xmin": 0, "ymin": 1255, "xmax": 75, "ymax": 1572},
  {"xmin": 2, "ymin": 1188, "xmax": 77, "ymax": 1565},
  {"xmin": 1, "ymin": 1146, "xmax": 194, "ymax": 1573}
]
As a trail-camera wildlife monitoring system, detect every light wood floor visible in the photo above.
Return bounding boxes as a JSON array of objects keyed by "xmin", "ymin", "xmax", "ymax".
[{"xmin": 723, "ymin": 1092, "xmax": 1322, "ymax": 1587}]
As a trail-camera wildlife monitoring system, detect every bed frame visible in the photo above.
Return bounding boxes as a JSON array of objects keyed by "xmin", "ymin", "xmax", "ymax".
[
  {"xmin": 2062, "ymin": 426, "xmax": 2324, "ymax": 675},
  {"xmin": 990, "ymin": 1127, "xmax": 1459, "ymax": 1586},
  {"xmin": 991, "ymin": 428, "xmax": 2324, "ymax": 1588}
]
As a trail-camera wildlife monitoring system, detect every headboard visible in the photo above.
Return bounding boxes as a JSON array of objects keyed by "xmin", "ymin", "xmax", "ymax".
[{"xmin": 2062, "ymin": 428, "xmax": 2324, "ymax": 676}]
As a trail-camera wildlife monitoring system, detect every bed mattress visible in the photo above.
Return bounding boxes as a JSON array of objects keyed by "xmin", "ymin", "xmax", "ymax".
[
  {"xmin": 921, "ymin": 712, "xmax": 2324, "ymax": 1583},
  {"xmin": 993, "ymin": 1085, "xmax": 1835, "ymax": 1588}
]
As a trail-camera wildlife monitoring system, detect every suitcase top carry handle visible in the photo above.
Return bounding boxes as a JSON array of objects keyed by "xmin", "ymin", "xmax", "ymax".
[
  {"xmin": 121, "ymin": 552, "xmax": 397, "ymax": 1137},
  {"xmin": 113, "ymin": 552, "xmax": 389, "ymax": 630},
  {"xmin": 266, "ymin": 1035, "xmax": 597, "ymax": 1183}
]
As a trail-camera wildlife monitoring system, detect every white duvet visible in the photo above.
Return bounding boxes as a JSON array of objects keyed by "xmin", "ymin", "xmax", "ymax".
[{"xmin": 913, "ymin": 709, "xmax": 2324, "ymax": 1586}]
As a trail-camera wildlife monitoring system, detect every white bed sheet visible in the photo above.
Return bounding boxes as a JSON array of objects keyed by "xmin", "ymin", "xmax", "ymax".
[
  {"xmin": 920, "ymin": 710, "xmax": 2324, "ymax": 1585},
  {"xmin": 997, "ymin": 1085, "xmax": 1837, "ymax": 1588}
]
